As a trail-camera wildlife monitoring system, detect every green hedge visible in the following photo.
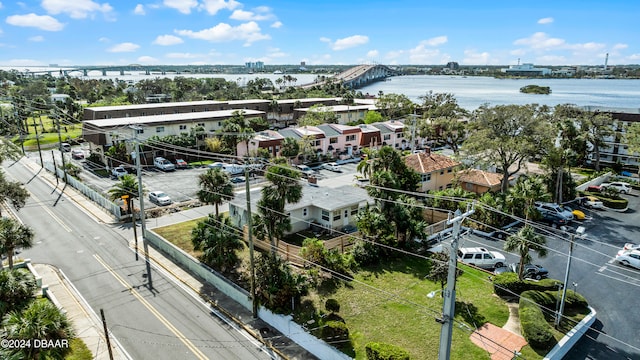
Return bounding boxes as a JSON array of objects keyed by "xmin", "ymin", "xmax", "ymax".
[
  {"xmin": 519, "ymin": 290, "xmax": 557, "ymax": 349},
  {"xmin": 601, "ymin": 197, "xmax": 628, "ymax": 209},
  {"xmin": 493, "ymin": 272, "xmax": 562, "ymax": 297},
  {"xmin": 365, "ymin": 342, "xmax": 410, "ymax": 360},
  {"xmin": 321, "ymin": 320, "xmax": 349, "ymax": 343}
]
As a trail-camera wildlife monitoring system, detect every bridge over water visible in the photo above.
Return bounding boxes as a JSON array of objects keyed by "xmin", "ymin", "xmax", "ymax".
[{"xmin": 300, "ymin": 64, "xmax": 400, "ymax": 89}]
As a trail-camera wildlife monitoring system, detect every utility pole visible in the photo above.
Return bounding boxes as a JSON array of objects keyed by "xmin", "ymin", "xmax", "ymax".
[
  {"xmin": 100, "ymin": 309, "xmax": 114, "ymax": 360},
  {"xmin": 244, "ymin": 165, "xmax": 258, "ymax": 318},
  {"xmin": 131, "ymin": 126, "xmax": 147, "ymax": 261},
  {"xmin": 555, "ymin": 226, "xmax": 585, "ymax": 328},
  {"xmin": 437, "ymin": 206, "xmax": 474, "ymax": 360},
  {"xmin": 51, "ymin": 150, "xmax": 59, "ymax": 185},
  {"xmin": 32, "ymin": 114, "xmax": 44, "ymax": 168},
  {"xmin": 54, "ymin": 110, "xmax": 69, "ymax": 183}
]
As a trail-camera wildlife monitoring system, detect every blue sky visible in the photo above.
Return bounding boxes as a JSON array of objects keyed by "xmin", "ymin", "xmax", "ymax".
[{"xmin": 0, "ymin": 0, "xmax": 638, "ymax": 67}]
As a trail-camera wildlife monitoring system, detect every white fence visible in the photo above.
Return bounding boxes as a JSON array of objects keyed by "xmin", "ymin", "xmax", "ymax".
[{"xmin": 44, "ymin": 161, "xmax": 122, "ymax": 219}]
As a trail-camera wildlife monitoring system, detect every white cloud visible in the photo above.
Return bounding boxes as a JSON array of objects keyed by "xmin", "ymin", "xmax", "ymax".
[
  {"xmin": 628, "ymin": 54, "xmax": 640, "ymax": 60},
  {"xmin": 331, "ymin": 35, "xmax": 368, "ymax": 51},
  {"xmin": 270, "ymin": 21, "xmax": 282, "ymax": 29},
  {"xmin": 134, "ymin": 4, "xmax": 145, "ymax": 15},
  {"xmin": 319, "ymin": 37, "xmax": 331, "ymax": 43},
  {"xmin": 367, "ymin": 50, "xmax": 379, "ymax": 58},
  {"xmin": 41, "ymin": 0, "xmax": 113, "ymax": 19},
  {"xmin": 108, "ymin": 42, "xmax": 140, "ymax": 52},
  {"xmin": 200, "ymin": 0, "xmax": 240, "ymax": 15},
  {"xmin": 230, "ymin": 6, "xmax": 273, "ymax": 21},
  {"xmin": 0, "ymin": 59, "xmax": 47, "ymax": 66},
  {"xmin": 536, "ymin": 55, "xmax": 566, "ymax": 64},
  {"xmin": 98, "ymin": 37, "xmax": 110, "ymax": 43},
  {"xmin": 153, "ymin": 35, "xmax": 183, "ymax": 46},
  {"xmin": 514, "ymin": 32, "xmax": 565, "ymax": 50},
  {"xmin": 461, "ymin": 50, "xmax": 496, "ymax": 65},
  {"xmin": 165, "ymin": 52, "xmax": 203, "ymax": 59},
  {"xmin": 0, "ymin": 2, "xmax": 3, "ymax": 9},
  {"xmin": 6, "ymin": 13, "xmax": 64, "ymax": 31},
  {"xmin": 163, "ymin": 0, "xmax": 198, "ymax": 14},
  {"xmin": 538, "ymin": 17, "xmax": 554, "ymax": 24},
  {"xmin": 28, "ymin": 35, "xmax": 44, "ymax": 42},
  {"xmin": 137, "ymin": 56, "xmax": 159, "ymax": 64},
  {"xmin": 613, "ymin": 43, "xmax": 628, "ymax": 50},
  {"xmin": 423, "ymin": 35, "xmax": 447, "ymax": 47},
  {"xmin": 175, "ymin": 21, "xmax": 270, "ymax": 45},
  {"xmin": 408, "ymin": 45, "xmax": 445, "ymax": 64}
]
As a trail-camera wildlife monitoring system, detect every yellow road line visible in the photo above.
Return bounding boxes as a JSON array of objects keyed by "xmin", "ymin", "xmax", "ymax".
[{"xmin": 93, "ymin": 254, "xmax": 209, "ymax": 360}]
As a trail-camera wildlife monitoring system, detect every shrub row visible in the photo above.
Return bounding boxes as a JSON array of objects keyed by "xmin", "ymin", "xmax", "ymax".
[
  {"xmin": 365, "ymin": 342, "xmax": 410, "ymax": 360},
  {"xmin": 519, "ymin": 290, "xmax": 557, "ymax": 349},
  {"xmin": 493, "ymin": 272, "xmax": 562, "ymax": 297}
]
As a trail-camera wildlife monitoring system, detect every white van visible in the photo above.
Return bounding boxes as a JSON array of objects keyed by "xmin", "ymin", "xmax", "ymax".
[
  {"xmin": 457, "ymin": 247, "xmax": 506, "ymax": 269},
  {"xmin": 61, "ymin": 142, "xmax": 71, "ymax": 152}
]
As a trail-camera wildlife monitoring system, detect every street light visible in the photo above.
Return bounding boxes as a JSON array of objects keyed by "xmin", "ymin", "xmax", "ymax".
[
  {"xmin": 555, "ymin": 225, "xmax": 585, "ymax": 328},
  {"xmin": 427, "ymin": 289, "xmax": 443, "ymax": 299}
]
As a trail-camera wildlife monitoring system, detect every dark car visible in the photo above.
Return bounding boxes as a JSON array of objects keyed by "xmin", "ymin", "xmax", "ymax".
[
  {"xmin": 493, "ymin": 221, "xmax": 523, "ymax": 240},
  {"xmin": 508, "ymin": 263, "xmax": 549, "ymax": 280}
]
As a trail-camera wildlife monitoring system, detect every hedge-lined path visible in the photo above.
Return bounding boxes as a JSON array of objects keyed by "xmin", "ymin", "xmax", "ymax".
[{"xmin": 469, "ymin": 302, "xmax": 527, "ymax": 360}]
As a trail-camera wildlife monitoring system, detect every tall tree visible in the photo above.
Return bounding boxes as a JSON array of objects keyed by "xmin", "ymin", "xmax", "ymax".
[
  {"xmin": 219, "ymin": 110, "xmax": 255, "ymax": 156},
  {"xmin": 280, "ymin": 137, "xmax": 300, "ymax": 164},
  {"xmin": 375, "ymin": 93, "xmax": 414, "ymax": 120},
  {"xmin": 297, "ymin": 104, "xmax": 338, "ymax": 126},
  {"xmin": 108, "ymin": 174, "xmax": 144, "ymax": 243},
  {"xmin": 0, "ymin": 138, "xmax": 22, "ymax": 163},
  {"xmin": 506, "ymin": 176, "xmax": 550, "ymax": 221},
  {"xmin": 580, "ymin": 110, "xmax": 614, "ymax": 171},
  {"xmin": 504, "ymin": 225, "xmax": 548, "ymax": 280},
  {"xmin": 197, "ymin": 168, "xmax": 234, "ymax": 217},
  {"xmin": 461, "ymin": 104, "xmax": 553, "ymax": 192},
  {"xmin": 0, "ymin": 174, "xmax": 29, "ymax": 216},
  {"xmin": 0, "ymin": 269, "xmax": 37, "ymax": 316},
  {"xmin": 0, "ymin": 218, "xmax": 34, "ymax": 270},
  {"xmin": 253, "ymin": 163, "xmax": 302, "ymax": 253},
  {"xmin": 624, "ymin": 122, "xmax": 640, "ymax": 175},
  {"xmin": 191, "ymin": 215, "xmax": 242, "ymax": 272},
  {"xmin": 254, "ymin": 252, "xmax": 307, "ymax": 314}
]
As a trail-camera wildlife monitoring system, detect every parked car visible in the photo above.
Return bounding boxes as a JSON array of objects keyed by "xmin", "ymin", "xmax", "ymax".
[
  {"xmin": 535, "ymin": 202, "xmax": 574, "ymax": 224},
  {"xmin": 517, "ymin": 264, "xmax": 549, "ymax": 280},
  {"xmin": 457, "ymin": 247, "xmax": 506, "ymax": 269},
  {"xmin": 601, "ymin": 182, "xmax": 632, "ymax": 194},
  {"xmin": 208, "ymin": 162, "xmax": 224, "ymax": 169},
  {"xmin": 616, "ymin": 249, "xmax": 640, "ymax": 269},
  {"xmin": 581, "ymin": 196, "xmax": 604, "ymax": 209},
  {"xmin": 230, "ymin": 176, "xmax": 246, "ymax": 184},
  {"xmin": 296, "ymin": 164, "xmax": 315, "ymax": 178},
  {"xmin": 154, "ymin": 157, "xmax": 175, "ymax": 171},
  {"xmin": 623, "ymin": 243, "xmax": 640, "ymax": 251},
  {"xmin": 111, "ymin": 166, "xmax": 128, "ymax": 179},
  {"xmin": 585, "ymin": 185, "xmax": 602, "ymax": 193},
  {"xmin": 149, "ymin": 191, "xmax": 172, "ymax": 206},
  {"xmin": 71, "ymin": 149, "xmax": 85, "ymax": 159},
  {"xmin": 174, "ymin": 158, "xmax": 188, "ymax": 169},
  {"xmin": 493, "ymin": 221, "xmax": 523, "ymax": 240},
  {"xmin": 60, "ymin": 142, "xmax": 71, "ymax": 152},
  {"xmin": 322, "ymin": 162, "xmax": 342, "ymax": 172},
  {"xmin": 563, "ymin": 205, "xmax": 585, "ymax": 220}
]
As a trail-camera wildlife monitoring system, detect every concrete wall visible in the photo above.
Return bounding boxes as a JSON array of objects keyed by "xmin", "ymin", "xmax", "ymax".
[
  {"xmin": 144, "ymin": 228, "xmax": 351, "ymax": 360},
  {"xmin": 543, "ymin": 307, "xmax": 597, "ymax": 360}
]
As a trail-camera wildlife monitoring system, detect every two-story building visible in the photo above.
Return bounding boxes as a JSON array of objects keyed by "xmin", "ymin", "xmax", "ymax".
[
  {"xmin": 404, "ymin": 149, "xmax": 461, "ymax": 192},
  {"xmin": 456, "ymin": 169, "xmax": 504, "ymax": 194},
  {"xmin": 316, "ymin": 123, "xmax": 361, "ymax": 157}
]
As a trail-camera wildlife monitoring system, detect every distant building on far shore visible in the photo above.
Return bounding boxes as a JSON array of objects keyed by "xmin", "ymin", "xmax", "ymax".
[{"xmin": 501, "ymin": 63, "xmax": 551, "ymax": 76}]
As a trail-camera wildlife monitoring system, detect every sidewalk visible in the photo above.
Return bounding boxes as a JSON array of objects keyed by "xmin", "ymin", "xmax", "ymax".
[
  {"xmin": 34, "ymin": 264, "xmax": 129, "ymax": 360},
  {"xmin": 21, "ymin": 157, "xmax": 317, "ymax": 360}
]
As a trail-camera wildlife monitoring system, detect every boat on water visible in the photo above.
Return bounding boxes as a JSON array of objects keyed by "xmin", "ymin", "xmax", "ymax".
[{"xmin": 273, "ymin": 70, "xmax": 283, "ymax": 74}]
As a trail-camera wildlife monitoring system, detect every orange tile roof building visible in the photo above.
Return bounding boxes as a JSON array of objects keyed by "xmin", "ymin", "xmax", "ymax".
[
  {"xmin": 404, "ymin": 149, "xmax": 461, "ymax": 192},
  {"xmin": 456, "ymin": 169, "xmax": 504, "ymax": 194}
]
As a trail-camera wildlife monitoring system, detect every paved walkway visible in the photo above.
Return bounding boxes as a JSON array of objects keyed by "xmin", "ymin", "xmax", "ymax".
[
  {"xmin": 20, "ymin": 157, "xmax": 316, "ymax": 360},
  {"xmin": 470, "ymin": 301, "xmax": 528, "ymax": 360}
]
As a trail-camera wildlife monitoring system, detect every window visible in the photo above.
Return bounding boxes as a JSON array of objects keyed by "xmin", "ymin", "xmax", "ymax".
[
  {"xmin": 179, "ymin": 125, "xmax": 187, "ymax": 130},
  {"xmin": 322, "ymin": 210, "xmax": 330, "ymax": 221},
  {"xmin": 333, "ymin": 211, "xmax": 341, "ymax": 221},
  {"xmin": 447, "ymin": 168, "xmax": 452, "ymax": 173},
  {"xmin": 330, "ymin": 137, "xmax": 338, "ymax": 144},
  {"xmin": 440, "ymin": 170, "xmax": 444, "ymax": 175},
  {"xmin": 438, "ymin": 186, "xmax": 444, "ymax": 190},
  {"xmin": 396, "ymin": 133, "xmax": 403, "ymax": 138},
  {"xmin": 156, "ymin": 126, "xmax": 165, "ymax": 133},
  {"xmin": 421, "ymin": 174, "xmax": 431, "ymax": 182},
  {"xmin": 346, "ymin": 134, "xmax": 356, "ymax": 142},
  {"xmin": 351, "ymin": 205, "xmax": 358, "ymax": 215},
  {"xmin": 383, "ymin": 134, "xmax": 391, "ymax": 141},
  {"xmin": 315, "ymin": 140, "xmax": 321, "ymax": 146},
  {"xmin": 136, "ymin": 128, "xmax": 144, "ymax": 134},
  {"xmin": 303, "ymin": 208, "xmax": 308, "ymax": 217},
  {"xmin": 197, "ymin": 123, "xmax": 205, "ymax": 127}
]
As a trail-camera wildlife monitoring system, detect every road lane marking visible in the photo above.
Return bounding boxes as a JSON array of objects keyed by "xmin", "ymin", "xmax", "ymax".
[
  {"xmin": 26, "ymin": 190, "xmax": 73, "ymax": 232},
  {"xmin": 93, "ymin": 254, "xmax": 209, "ymax": 360}
]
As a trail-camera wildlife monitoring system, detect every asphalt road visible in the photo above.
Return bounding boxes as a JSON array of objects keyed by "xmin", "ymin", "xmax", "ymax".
[
  {"xmin": 3, "ymin": 158, "xmax": 273, "ymax": 360},
  {"xmin": 459, "ymin": 194, "xmax": 640, "ymax": 360}
]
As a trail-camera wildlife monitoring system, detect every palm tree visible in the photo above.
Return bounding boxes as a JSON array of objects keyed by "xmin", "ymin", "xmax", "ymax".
[
  {"xmin": 0, "ymin": 269, "xmax": 37, "ymax": 316},
  {"xmin": 108, "ymin": 174, "xmax": 144, "ymax": 242},
  {"xmin": 197, "ymin": 168, "xmax": 234, "ymax": 217},
  {"xmin": 506, "ymin": 176, "xmax": 550, "ymax": 221},
  {"xmin": 0, "ymin": 174, "xmax": 29, "ymax": 216},
  {"xmin": 0, "ymin": 138, "xmax": 22, "ymax": 163},
  {"xmin": 191, "ymin": 215, "xmax": 242, "ymax": 272},
  {"xmin": 280, "ymin": 137, "xmax": 300, "ymax": 164},
  {"xmin": 2, "ymin": 298, "xmax": 74, "ymax": 360},
  {"xmin": 0, "ymin": 218, "xmax": 34, "ymax": 269},
  {"xmin": 504, "ymin": 225, "xmax": 548, "ymax": 280}
]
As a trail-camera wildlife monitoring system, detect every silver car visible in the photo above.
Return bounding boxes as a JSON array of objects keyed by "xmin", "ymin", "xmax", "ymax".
[{"xmin": 149, "ymin": 191, "xmax": 172, "ymax": 206}]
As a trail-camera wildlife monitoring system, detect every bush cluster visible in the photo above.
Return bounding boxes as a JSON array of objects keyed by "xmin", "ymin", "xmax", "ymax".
[
  {"xmin": 321, "ymin": 320, "xmax": 349, "ymax": 343},
  {"xmin": 519, "ymin": 290, "xmax": 557, "ymax": 349},
  {"xmin": 365, "ymin": 342, "xmax": 410, "ymax": 360},
  {"xmin": 492, "ymin": 272, "xmax": 561, "ymax": 297}
]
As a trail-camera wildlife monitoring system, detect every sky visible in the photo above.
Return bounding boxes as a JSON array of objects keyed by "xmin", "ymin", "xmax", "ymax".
[{"xmin": 0, "ymin": 0, "xmax": 638, "ymax": 67}]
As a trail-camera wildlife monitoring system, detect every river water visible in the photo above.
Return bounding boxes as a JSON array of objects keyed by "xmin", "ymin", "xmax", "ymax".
[{"xmin": 4, "ymin": 66, "xmax": 638, "ymax": 111}]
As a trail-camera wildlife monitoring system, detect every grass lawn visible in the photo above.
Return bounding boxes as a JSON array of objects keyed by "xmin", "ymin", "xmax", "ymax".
[
  {"xmin": 153, "ymin": 217, "xmax": 205, "ymax": 258},
  {"xmin": 298, "ymin": 256, "xmax": 511, "ymax": 360},
  {"xmin": 12, "ymin": 115, "xmax": 82, "ymax": 146}
]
